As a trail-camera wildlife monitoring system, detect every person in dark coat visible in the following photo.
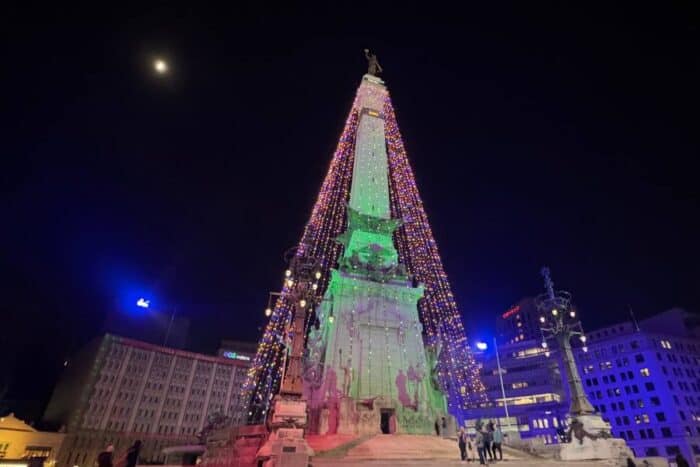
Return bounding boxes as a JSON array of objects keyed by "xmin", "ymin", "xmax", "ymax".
[
  {"xmin": 125, "ymin": 440, "xmax": 142, "ymax": 467},
  {"xmin": 434, "ymin": 420, "xmax": 440, "ymax": 436},
  {"xmin": 483, "ymin": 427, "xmax": 494, "ymax": 461},
  {"xmin": 675, "ymin": 453, "xmax": 690, "ymax": 467},
  {"xmin": 97, "ymin": 445, "xmax": 113, "ymax": 467},
  {"xmin": 458, "ymin": 428, "xmax": 467, "ymax": 461}
]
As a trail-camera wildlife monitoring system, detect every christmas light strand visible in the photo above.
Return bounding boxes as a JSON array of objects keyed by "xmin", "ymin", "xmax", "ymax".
[
  {"xmin": 384, "ymin": 95, "xmax": 487, "ymax": 409},
  {"xmin": 242, "ymin": 81, "xmax": 486, "ymax": 421},
  {"xmin": 241, "ymin": 108, "xmax": 359, "ymax": 420}
]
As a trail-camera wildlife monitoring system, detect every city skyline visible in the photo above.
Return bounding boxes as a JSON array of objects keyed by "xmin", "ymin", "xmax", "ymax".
[{"xmin": 3, "ymin": 3, "xmax": 698, "ymax": 420}]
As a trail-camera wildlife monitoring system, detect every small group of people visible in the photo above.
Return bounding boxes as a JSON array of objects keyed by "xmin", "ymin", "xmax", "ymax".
[
  {"xmin": 97, "ymin": 440, "xmax": 142, "ymax": 467},
  {"xmin": 458, "ymin": 420, "xmax": 503, "ymax": 464}
]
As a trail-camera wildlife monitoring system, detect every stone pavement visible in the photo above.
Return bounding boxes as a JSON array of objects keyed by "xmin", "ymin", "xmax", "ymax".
[{"xmin": 311, "ymin": 434, "xmax": 610, "ymax": 466}]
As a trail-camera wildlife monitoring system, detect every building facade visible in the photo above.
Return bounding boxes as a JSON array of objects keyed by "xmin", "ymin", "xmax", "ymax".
[
  {"xmin": 575, "ymin": 309, "xmax": 700, "ymax": 464},
  {"xmin": 466, "ymin": 305, "xmax": 700, "ymax": 465},
  {"xmin": 0, "ymin": 413, "xmax": 65, "ymax": 467},
  {"xmin": 43, "ymin": 335, "xmax": 251, "ymax": 467},
  {"xmin": 466, "ymin": 337, "xmax": 567, "ymax": 445},
  {"xmin": 496, "ymin": 298, "xmax": 542, "ymax": 345}
]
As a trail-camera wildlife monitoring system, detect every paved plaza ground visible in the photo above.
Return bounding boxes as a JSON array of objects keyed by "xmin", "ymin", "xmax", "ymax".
[{"xmin": 310, "ymin": 434, "xmax": 609, "ymax": 466}]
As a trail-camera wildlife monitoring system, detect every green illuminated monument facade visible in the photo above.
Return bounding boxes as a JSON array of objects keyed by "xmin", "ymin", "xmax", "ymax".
[{"xmin": 303, "ymin": 75, "xmax": 449, "ymax": 435}]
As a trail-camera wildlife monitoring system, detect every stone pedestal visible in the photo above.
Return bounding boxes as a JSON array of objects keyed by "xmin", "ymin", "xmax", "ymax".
[
  {"xmin": 337, "ymin": 397, "xmax": 356, "ymax": 435},
  {"xmin": 559, "ymin": 415, "xmax": 634, "ymax": 463}
]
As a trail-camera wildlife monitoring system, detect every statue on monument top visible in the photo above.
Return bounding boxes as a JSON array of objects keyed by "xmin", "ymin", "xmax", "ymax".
[{"xmin": 364, "ymin": 49, "xmax": 383, "ymax": 76}]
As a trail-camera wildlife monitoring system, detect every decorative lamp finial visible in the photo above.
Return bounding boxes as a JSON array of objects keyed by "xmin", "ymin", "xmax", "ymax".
[{"xmin": 541, "ymin": 266, "xmax": 555, "ymax": 300}]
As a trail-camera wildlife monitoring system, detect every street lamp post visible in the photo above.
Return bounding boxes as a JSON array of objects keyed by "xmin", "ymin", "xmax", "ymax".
[
  {"xmin": 476, "ymin": 340, "xmax": 511, "ymax": 431},
  {"xmin": 535, "ymin": 268, "xmax": 632, "ymax": 462},
  {"xmin": 535, "ymin": 267, "xmax": 595, "ymax": 416},
  {"xmin": 136, "ymin": 298, "xmax": 177, "ymax": 346},
  {"xmin": 493, "ymin": 337, "xmax": 511, "ymax": 430},
  {"xmin": 255, "ymin": 246, "xmax": 322, "ymax": 465}
]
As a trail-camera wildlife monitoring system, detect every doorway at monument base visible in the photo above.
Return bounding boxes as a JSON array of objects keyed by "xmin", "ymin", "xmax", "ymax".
[{"xmin": 310, "ymin": 395, "xmax": 455, "ymax": 437}]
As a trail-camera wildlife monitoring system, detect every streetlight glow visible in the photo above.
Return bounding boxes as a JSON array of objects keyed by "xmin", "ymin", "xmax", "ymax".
[
  {"xmin": 136, "ymin": 298, "xmax": 150, "ymax": 308},
  {"xmin": 475, "ymin": 342, "xmax": 488, "ymax": 351}
]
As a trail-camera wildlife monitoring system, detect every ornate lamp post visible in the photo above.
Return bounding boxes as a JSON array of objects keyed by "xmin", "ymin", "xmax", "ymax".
[
  {"xmin": 255, "ymin": 246, "xmax": 323, "ymax": 466},
  {"xmin": 534, "ymin": 268, "xmax": 634, "ymax": 462},
  {"xmin": 535, "ymin": 267, "xmax": 595, "ymax": 416}
]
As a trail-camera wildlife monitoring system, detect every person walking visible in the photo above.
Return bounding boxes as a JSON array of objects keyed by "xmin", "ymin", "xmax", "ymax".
[
  {"xmin": 492, "ymin": 426, "xmax": 503, "ymax": 461},
  {"xmin": 458, "ymin": 428, "xmax": 468, "ymax": 461},
  {"xmin": 97, "ymin": 445, "xmax": 114, "ymax": 467},
  {"xmin": 475, "ymin": 430, "xmax": 486, "ymax": 465},
  {"xmin": 466, "ymin": 434, "xmax": 477, "ymax": 462},
  {"xmin": 483, "ymin": 426, "xmax": 494, "ymax": 461},
  {"xmin": 125, "ymin": 441, "xmax": 142, "ymax": 467}
]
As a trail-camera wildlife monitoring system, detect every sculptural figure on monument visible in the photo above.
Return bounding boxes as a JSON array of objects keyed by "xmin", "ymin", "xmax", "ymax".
[
  {"xmin": 341, "ymin": 357, "xmax": 352, "ymax": 397},
  {"xmin": 364, "ymin": 49, "xmax": 383, "ymax": 76}
]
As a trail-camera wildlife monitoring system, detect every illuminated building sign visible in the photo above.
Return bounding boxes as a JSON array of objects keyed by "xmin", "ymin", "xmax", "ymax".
[
  {"xmin": 222, "ymin": 351, "xmax": 251, "ymax": 361},
  {"xmin": 502, "ymin": 305, "xmax": 521, "ymax": 320}
]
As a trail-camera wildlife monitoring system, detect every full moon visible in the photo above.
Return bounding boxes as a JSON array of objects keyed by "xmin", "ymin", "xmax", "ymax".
[{"xmin": 154, "ymin": 59, "xmax": 168, "ymax": 74}]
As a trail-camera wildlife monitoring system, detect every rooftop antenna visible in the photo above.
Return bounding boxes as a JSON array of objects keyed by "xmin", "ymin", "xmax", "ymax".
[{"xmin": 629, "ymin": 305, "xmax": 640, "ymax": 332}]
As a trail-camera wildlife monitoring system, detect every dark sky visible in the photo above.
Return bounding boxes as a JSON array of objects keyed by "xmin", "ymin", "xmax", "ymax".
[{"xmin": 2, "ymin": 3, "xmax": 698, "ymax": 415}]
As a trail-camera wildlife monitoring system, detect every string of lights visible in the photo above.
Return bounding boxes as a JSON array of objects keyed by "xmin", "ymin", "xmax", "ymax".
[
  {"xmin": 241, "ymin": 107, "xmax": 360, "ymax": 421},
  {"xmin": 242, "ymin": 81, "xmax": 486, "ymax": 422},
  {"xmin": 384, "ymin": 95, "xmax": 487, "ymax": 409}
]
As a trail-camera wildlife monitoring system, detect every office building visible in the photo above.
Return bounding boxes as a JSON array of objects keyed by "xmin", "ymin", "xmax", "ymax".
[
  {"xmin": 575, "ymin": 308, "xmax": 700, "ymax": 464},
  {"xmin": 466, "ymin": 302, "xmax": 700, "ymax": 464},
  {"xmin": 497, "ymin": 298, "xmax": 543, "ymax": 345},
  {"xmin": 43, "ymin": 335, "xmax": 252, "ymax": 467},
  {"xmin": 466, "ymin": 338, "xmax": 567, "ymax": 444}
]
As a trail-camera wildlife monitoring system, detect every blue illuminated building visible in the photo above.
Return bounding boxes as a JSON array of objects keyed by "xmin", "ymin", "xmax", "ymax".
[
  {"xmin": 575, "ymin": 308, "xmax": 700, "ymax": 464},
  {"xmin": 465, "ymin": 298, "xmax": 568, "ymax": 444},
  {"xmin": 464, "ymin": 303, "xmax": 700, "ymax": 465}
]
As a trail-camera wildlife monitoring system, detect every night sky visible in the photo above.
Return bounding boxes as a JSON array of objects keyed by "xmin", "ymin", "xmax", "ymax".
[{"xmin": 2, "ymin": 4, "xmax": 698, "ymax": 419}]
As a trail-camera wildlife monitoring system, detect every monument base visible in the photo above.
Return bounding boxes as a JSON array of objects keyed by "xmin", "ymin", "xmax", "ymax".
[
  {"xmin": 559, "ymin": 414, "xmax": 634, "ymax": 463},
  {"xmin": 310, "ymin": 396, "xmax": 449, "ymax": 437},
  {"xmin": 257, "ymin": 429, "xmax": 314, "ymax": 467}
]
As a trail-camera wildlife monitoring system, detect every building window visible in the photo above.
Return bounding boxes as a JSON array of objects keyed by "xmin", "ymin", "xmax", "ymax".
[
  {"xmin": 661, "ymin": 427, "xmax": 672, "ymax": 438},
  {"xmin": 661, "ymin": 340, "xmax": 672, "ymax": 349},
  {"xmin": 645, "ymin": 382, "xmax": 655, "ymax": 391},
  {"xmin": 655, "ymin": 412, "xmax": 666, "ymax": 422},
  {"xmin": 665, "ymin": 446, "xmax": 681, "ymax": 456},
  {"xmin": 635, "ymin": 354, "xmax": 645, "ymax": 363},
  {"xmin": 640, "ymin": 368, "xmax": 650, "ymax": 377},
  {"xmin": 680, "ymin": 411, "xmax": 686, "ymax": 421},
  {"xmin": 645, "ymin": 447, "xmax": 659, "ymax": 456},
  {"xmin": 646, "ymin": 428, "xmax": 654, "ymax": 439}
]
